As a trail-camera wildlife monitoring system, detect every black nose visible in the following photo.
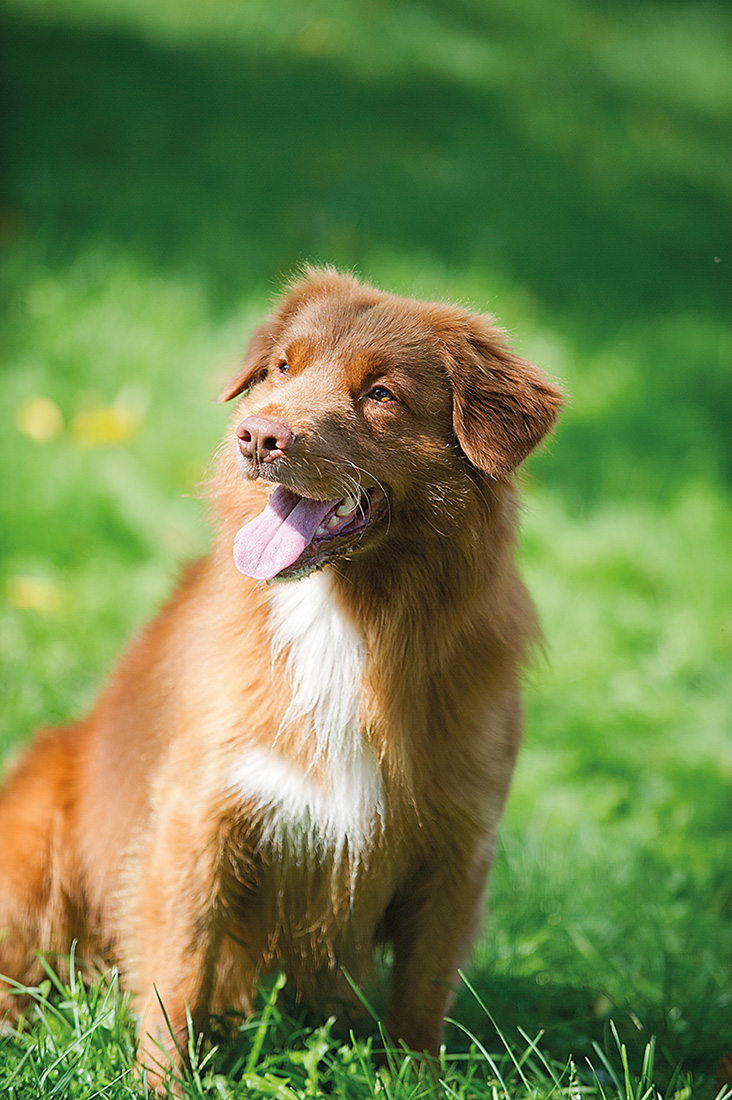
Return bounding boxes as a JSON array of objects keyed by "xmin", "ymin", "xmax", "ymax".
[{"xmin": 237, "ymin": 416, "xmax": 295, "ymax": 464}]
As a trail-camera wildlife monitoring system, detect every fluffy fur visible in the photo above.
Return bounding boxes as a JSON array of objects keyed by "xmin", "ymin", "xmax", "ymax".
[{"xmin": 0, "ymin": 268, "xmax": 563, "ymax": 1086}]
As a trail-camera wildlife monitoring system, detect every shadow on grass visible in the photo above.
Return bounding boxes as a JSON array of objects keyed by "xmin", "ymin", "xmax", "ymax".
[
  {"xmin": 2, "ymin": 7, "xmax": 729, "ymax": 320},
  {"xmin": 449, "ymin": 971, "xmax": 685, "ymax": 1087},
  {"xmin": 208, "ymin": 965, "xmax": 711, "ymax": 1092},
  {"xmin": 3, "ymin": 6, "xmax": 731, "ymax": 500}
]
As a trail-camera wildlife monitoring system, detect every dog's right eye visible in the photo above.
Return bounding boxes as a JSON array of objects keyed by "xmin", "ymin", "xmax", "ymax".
[
  {"xmin": 367, "ymin": 385, "xmax": 395, "ymax": 404},
  {"xmin": 276, "ymin": 361, "xmax": 290, "ymax": 375}
]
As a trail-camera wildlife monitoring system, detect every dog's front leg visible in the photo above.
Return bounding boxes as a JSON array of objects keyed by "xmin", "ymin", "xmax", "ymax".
[
  {"xmin": 127, "ymin": 808, "xmax": 228, "ymax": 1092},
  {"xmin": 136, "ymin": 939, "xmax": 217, "ymax": 1094},
  {"xmin": 385, "ymin": 849, "xmax": 493, "ymax": 1059},
  {"xmin": 134, "ymin": 924, "xmax": 220, "ymax": 1095}
]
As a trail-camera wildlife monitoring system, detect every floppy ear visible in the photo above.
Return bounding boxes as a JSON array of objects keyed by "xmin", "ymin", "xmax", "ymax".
[
  {"xmin": 219, "ymin": 265, "xmax": 365, "ymax": 403},
  {"xmin": 444, "ymin": 318, "xmax": 564, "ymax": 477},
  {"xmin": 218, "ymin": 318, "xmax": 278, "ymax": 402}
]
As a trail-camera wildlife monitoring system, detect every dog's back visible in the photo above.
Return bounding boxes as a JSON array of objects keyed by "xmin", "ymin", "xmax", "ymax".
[{"xmin": 0, "ymin": 269, "xmax": 562, "ymax": 1085}]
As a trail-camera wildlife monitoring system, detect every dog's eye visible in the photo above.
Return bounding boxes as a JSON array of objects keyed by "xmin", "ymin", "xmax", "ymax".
[
  {"xmin": 277, "ymin": 361, "xmax": 290, "ymax": 375},
  {"xmin": 368, "ymin": 385, "xmax": 395, "ymax": 404}
]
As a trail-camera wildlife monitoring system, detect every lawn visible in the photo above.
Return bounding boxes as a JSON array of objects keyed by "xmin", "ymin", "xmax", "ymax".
[{"xmin": 1, "ymin": 0, "xmax": 731, "ymax": 1096}]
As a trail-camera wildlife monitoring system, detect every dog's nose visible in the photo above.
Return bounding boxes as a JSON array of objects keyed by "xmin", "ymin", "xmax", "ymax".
[{"xmin": 237, "ymin": 416, "xmax": 295, "ymax": 464}]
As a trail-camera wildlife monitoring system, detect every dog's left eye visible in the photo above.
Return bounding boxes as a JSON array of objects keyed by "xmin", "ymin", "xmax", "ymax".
[
  {"xmin": 368, "ymin": 385, "xmax": 395, "ymax": 404},
  {"xmin": 277, "ymin": 361, "xmax": 290, "ymax": 374}
]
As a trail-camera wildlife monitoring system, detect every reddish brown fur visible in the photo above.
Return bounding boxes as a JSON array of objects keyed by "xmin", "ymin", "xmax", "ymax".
[{"xmin": 0, "ymin": 268, "xmax": 563, "ymax": 1087}]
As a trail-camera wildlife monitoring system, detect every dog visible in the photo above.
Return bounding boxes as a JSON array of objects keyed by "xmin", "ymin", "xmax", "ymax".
[{"xmin": 0, "ymin": 268, "xmax": 563, "ymax": 1086}]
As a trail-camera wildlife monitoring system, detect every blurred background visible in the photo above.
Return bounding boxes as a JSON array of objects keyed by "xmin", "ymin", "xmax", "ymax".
[{"xmin": 1, "ymin": 0, "xmax": 730, "ymax": 1090}]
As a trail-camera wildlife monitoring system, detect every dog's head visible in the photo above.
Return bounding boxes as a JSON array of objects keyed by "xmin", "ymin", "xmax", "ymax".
[{"xmin": 221, "ymin": 268, "xmax": 563, "ymax": 582}]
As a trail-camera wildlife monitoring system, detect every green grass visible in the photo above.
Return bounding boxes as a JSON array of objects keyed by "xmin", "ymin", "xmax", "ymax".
[
  {"xmin": 0, "ymin": 963, "xmax": 710, "ymax": 1100},
  {"xmin": 1, "ymin": 0, "xmax": 731, "ymax": 1095}
]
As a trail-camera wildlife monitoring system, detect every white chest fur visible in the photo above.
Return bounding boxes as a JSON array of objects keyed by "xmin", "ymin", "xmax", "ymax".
[
  {"xmin": 270, "ymin": 570, "xmax": 365, "ymax": 765},
  {"xmin": 229, "ymin": 572, "xmax": 383, "ymax": 861}
]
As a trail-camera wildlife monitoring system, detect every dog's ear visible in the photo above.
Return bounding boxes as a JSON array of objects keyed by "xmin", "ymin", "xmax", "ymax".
[
  {"xmin": 218, "ymin": 318, "xmax": 279, "ymax": 402},
  {"xmin": 219, "ymin": 266, "xmax": 365, "ymax": 402},
  {"xmin": 444, "ymin": 317, "xmax": 564, "ymax": 477}
]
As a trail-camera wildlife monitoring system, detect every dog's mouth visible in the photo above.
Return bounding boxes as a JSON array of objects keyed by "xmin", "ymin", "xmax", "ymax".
[{"xmin": 233, "ymin": 484, "xmax": 386, "ymax": 582}]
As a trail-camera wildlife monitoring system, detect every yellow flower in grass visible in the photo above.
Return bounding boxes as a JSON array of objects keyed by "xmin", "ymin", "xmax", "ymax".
[
  {"xmin": 71, "ymin": 399, "xmax": 143, "ymax": 448},
  {"xmin": 6, "ymin": 575, "xmax": 64, "ymax": 614},
  {"xmin": 15, "ymin": 396, "xmax": 64, "ymax": 443}
]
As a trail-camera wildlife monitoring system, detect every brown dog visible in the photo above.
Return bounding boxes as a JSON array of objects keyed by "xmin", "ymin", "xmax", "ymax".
[{"xmin": 0, "ymin": 268, "xmax": 562, "ymax": 1084}]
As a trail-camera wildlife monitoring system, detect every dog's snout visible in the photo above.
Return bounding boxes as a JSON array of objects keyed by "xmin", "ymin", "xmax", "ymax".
[{"xmin": 237, "ymin": 416, "xmax": 295, "ymax": 464}]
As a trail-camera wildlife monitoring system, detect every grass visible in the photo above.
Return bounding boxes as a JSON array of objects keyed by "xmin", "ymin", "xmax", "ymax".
[
  {"xmin": 0, "ymin": 964, "xmax": 706, "ymax": 1100},
  {"xmin": 1, "ymin": 0, "xmax": 731, "ymax": 1095}
]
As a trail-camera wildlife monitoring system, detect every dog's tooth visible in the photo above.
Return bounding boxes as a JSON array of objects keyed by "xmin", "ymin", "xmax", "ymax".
[
  {"xmin": 315, "ymin": 525, "xmax": 325, "ymax": 536},
  {"xmin": 327, "ymin": 514, "xmax": 341, "ymax": 528},
  {"xmin": 336, "ymin": 495, "xmax": 357, "ymax": 516}
]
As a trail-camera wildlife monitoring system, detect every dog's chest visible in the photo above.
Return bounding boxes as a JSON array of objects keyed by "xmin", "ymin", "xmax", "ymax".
[{"xmin": 230, "ymin": 572, "xmax": 382, "ymax": 863}]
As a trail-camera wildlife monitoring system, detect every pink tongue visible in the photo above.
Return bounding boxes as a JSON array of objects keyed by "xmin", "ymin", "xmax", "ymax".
[{"xmin": 233, "ymin": 486, "xmax": 339, "ymax": 580}]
